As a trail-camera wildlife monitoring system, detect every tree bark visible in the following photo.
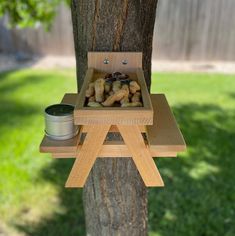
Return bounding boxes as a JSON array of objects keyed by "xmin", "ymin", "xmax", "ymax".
[{"xmin": 71, "ymin": 1, "xmax": 158, "ymax": 235}]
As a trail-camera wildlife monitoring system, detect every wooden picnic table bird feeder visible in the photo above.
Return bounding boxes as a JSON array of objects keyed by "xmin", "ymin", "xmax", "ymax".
[{"xmin": 40, "ymin": 52, "xmax": 186, "ymax": 188}]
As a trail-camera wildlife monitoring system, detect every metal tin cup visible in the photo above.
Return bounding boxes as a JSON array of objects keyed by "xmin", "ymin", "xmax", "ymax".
[{"xmin": 44, "ymin": 104, "xmax": 78, "ymax": 140}]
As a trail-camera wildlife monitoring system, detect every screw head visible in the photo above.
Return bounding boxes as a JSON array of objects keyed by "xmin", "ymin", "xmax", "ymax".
[
  {"xmin": 122, "ymin": 59, "xmax": 128, "ymax": 65},
  {"xmin": 103, "ymin": 58, "xmax": 109, "ymax": 64}
]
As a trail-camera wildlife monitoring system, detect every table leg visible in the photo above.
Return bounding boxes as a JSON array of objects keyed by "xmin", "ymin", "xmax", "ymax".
[
  {"xmin": 66, "ymin": 125, "xmax": 110, "ymax": 187},
  {"xmin": 118, "ymin": 125, "xmax": 164, "ymax": 187}
]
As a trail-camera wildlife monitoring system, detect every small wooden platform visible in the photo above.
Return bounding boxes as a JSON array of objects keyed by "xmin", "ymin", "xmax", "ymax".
[
  {"xmin": 74, "ymin": 52, "xmax": 153, "ymax": 125},
  {"xmin": 39, "ymin": 53, "xmax": 186, "ymax": 188},
  {"xmin": 40, "ymin": 93, "xmax": 186, "ymax": 157}
]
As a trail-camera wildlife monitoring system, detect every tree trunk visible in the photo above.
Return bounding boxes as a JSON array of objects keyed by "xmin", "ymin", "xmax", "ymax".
[{"xmin": 71, "ymin": 1, "xmax": 158, "ymax": 235}]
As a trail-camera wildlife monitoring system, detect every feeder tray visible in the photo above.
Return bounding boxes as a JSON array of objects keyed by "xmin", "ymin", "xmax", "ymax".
[{"xmin": 74, "ymin": 52, "xmax": 153, "ymax": 125}]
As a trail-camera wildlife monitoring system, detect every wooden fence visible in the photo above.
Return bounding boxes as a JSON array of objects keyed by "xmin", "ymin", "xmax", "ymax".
[
  {"xmin": 154, "ymin": 0, "xmax": 235, "ymax": 60},
  {"xmin": 0, "ymin": 4, "xmax": 74, "ymax": 55},
  {"xmin": 0, "ymin": 0, "xmax": 235, "ymax": 61}
]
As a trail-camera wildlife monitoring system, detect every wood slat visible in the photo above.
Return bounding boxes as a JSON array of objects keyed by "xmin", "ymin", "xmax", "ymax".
[
  {"xmin": 147, "ymin": 94, "xmax": 186, "ymax": 152},
  {"xmin": 61, "ymin": 93, "xmax": 78, "ymax": 105},
  {"xmin": 40, "ymin": 135, "xmax": 79, "ymax": 153},
  {"xmin": 136, "ymin": 68, "xmax": 153, "ymax": 113},
  {"xmin": 118, "ymin": 125, "xmax": 164, "ymax": 187},
  {"xmin": 74, "ymin": 109, "xmax": 153, "ymax": 125},
  {"xmin": 75, "ymin": 68, "xmax": 94, "ymax": 112},
  {"xmin": 65, "ymin": 125, "xmax": 111, "ymax": 188},
  {"xmin": 83, "ymin": 125, "xmax": 146, "ymax": 133},
  {"xmin": 88, "ymin": 52, "xmax": 142, "ymax": 73},
  {"xmin": 51, "ymin": 146, "xmax": 177, "ymax": 158}
]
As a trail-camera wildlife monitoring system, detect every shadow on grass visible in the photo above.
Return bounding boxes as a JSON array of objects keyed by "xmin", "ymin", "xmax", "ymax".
[
  {"xmin": 14, "ymin": 103, "xmax": 235, "ymax": 236},
  {"xmin": 0, "ymin": 70, "xmax": 46, "ymax": 95},
  {"xmin": 149, "ymin": 103, "xmax": 235, "ymax": 236},
  {"xmin": 16, "ymin": 158, "xmax": 86, "ymax": 236},
  {"xmin": 0, "ymin": 71, "xmax": 48, "ymax": 132},
  {"xmin": 0, "ymin": 69, "xmax": 71, "ymax": 132},
  {"xmin": 0, "ymin": 69, "xmax": 84, "ymax": 235},
  {"xmin": 0, "ymin": 99, "xmax": 41, "ymax": 133},
  {"xmin": 229, "ymin": 92, "xmax": 235, "ymax": 100}
]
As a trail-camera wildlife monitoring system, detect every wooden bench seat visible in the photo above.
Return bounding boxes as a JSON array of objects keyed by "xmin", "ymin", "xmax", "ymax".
[{"xmin": 147, "ymin": 94, "xmax": 186, "ymax": 153}]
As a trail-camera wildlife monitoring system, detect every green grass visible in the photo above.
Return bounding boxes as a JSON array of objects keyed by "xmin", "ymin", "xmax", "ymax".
[
  {"xmin": 150, "ymin": 72, "xmax": 235, "ymax": 236},
  {"xmin": 0, "ymin": 69, "xmax": 235, "ymax": 236}
]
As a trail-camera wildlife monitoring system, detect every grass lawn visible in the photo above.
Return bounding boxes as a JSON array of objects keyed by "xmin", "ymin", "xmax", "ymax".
[{"xmin": 0, "ymin": 69, "xmax": 235, "ymax": 236}]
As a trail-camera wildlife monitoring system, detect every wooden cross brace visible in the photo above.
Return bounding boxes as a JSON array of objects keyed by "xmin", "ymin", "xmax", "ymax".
[{"xmin": 65, "ymin": 125, "xmax": 164, "ymax": 188}]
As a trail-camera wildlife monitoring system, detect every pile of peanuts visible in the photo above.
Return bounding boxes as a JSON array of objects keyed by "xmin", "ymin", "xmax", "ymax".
[{"xmin": 85, "ymin": 72, "xmax": 142, "ymax": 107}]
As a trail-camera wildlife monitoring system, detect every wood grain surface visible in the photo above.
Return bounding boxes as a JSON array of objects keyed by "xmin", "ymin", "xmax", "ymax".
[
  {"xmin": 118, "ymin": 125, "xmax": 164, "ymax": 187},
  {"xmin": 88, "ymin": 52, "xmax": 142, "ymax": 73},
  {"xmin": 65, "ymin": 125, "xmax": 110, "ymax": 187},
  {"xmin": 147, "ymin": 94, "xmax": 186, "ymax": 152},
  {"xmin": 74, "ymin": 52, "xmax": 152, "ymax": 125}
]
